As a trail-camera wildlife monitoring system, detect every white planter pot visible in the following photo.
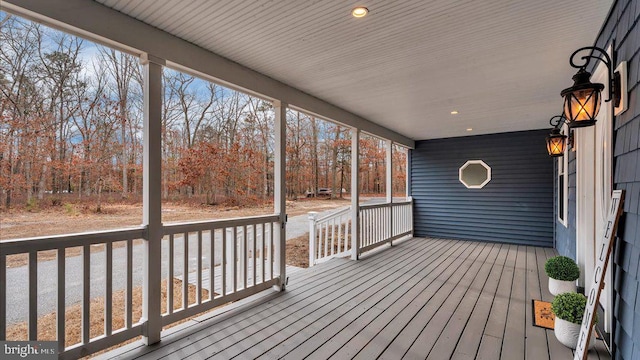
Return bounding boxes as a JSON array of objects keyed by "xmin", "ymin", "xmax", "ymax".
[
  {"xmin": 554, "ymin": 318, "xmax": 595, "ymax": 349},
  {"xmin": 549, "ymin": 278, "xmax": 576, "ymax": 296}
]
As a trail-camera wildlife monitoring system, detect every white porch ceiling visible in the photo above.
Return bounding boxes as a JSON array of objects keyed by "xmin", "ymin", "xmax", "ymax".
[{"xmin": 93, "ymin": 1, "xmax": 611, "ymax": 139}]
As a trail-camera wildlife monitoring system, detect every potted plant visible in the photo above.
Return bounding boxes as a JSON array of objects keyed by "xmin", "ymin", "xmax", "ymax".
[
  {"xmin": 545, "ymin": 256, "xmax": 579, "ymax": 296},
  {"xmin": 551, "ymin": 292, "xmax": 595, "ymax": 349}
]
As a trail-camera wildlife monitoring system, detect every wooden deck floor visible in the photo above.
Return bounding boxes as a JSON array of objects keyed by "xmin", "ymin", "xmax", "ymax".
[{"xmin": 101, "ymin": 237, "xmax": 611, "ymax": 360}]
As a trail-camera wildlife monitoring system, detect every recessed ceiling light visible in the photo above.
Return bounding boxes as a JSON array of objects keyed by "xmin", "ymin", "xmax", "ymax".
[
  {"xmin": 351, "ymin": 6, "xmax": 369, "ymax": 18},
  {"xmin": 450, "ymin": 110, "xmax": 459, "ymax": 115},
  {"xmin": 466, "ymin": 128, "xmax": 473, "ymax": 131}
]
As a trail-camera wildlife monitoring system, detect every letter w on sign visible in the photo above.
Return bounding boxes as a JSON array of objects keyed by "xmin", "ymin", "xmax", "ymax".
[{"xmin": 574, "ymin": 190, "xmax": 624, "ymax": 360}]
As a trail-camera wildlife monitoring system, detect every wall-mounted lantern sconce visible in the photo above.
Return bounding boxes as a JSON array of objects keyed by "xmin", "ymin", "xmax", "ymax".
[
  {"xmin": 560, "ymin": 46, "xmax": 624, "ymax": 128},
  {"xmin": 546, "ymin": 115, "xmax": 569, "ymax": 157}
]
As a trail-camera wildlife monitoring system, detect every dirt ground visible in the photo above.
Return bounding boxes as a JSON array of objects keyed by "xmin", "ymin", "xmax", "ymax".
[
  {"xmin": 0, "ymin": 197, "xmax": 349, "ymax": 241},
  {"xmin": 286, "ymin": 234, "xmax": 310, "ymax": 268}
]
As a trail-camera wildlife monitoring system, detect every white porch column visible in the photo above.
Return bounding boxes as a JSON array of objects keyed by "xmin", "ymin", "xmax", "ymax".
[
  {"xmin": 386, "ymin": 140, "xmax": 393, "ymax": 243},
  {"xmin": 407, "ymin": 149, "xmax": 413, "ymax": 236},
  {"xmin": 141, "ymin": 54, "xmax": 164, "ymax": 345},
  {"xmin": 273, "ymin": 100, "xmax": 287, "ymax": 290},
  {"xmin": 386, "ymin": 140, "xmax": 393, "ymax": 203},
  {"xmin": 351, "ymin": 128, "xmax": 360, "ymax": 260}
]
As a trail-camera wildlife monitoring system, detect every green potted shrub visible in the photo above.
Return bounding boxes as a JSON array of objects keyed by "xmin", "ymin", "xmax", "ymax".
[
  {"xmin": 545, "ymin": 256, "xmax": 579, "ymax": 296},
  {"xmin": 551, "ymin": 292, "xmax": 595, "ymax": 349}
]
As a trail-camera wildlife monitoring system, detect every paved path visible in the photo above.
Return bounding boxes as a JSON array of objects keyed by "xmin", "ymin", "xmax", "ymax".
[
  {"xmin": 285, "ymin": 205, "xmax": 350, "ymax": 239},
  {"xmin": 4, "ymin": 203, "xmax": 364, "ymax": 325}
]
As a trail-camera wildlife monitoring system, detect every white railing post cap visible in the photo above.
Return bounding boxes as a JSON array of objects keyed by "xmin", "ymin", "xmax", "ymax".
[{"xmin": 308, "ymin": 211, "xmax": 318, "ymax": 220}]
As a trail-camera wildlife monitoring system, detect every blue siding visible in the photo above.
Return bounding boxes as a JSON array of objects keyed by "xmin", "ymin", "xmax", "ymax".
[
  {"xmin": 411, "ymin": 130, "xmax": 554, "ymax": 247},
  {"xmin": 608, "ymin": 0, "xmax": 640, "ymax": 360},
  {"xmin": 577, "ymin": 0, "xmax": 640, "ymax": 358}
]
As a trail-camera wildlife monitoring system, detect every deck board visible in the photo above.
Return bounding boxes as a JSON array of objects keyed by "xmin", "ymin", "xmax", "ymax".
[
  {"xmin": 208, "ymin": 238, "xmax": 448, "ymax": 360},
  {"xmin": 525, "ymin": 246, "xmax": 550, "ymax": 360},
  {"xmin": 378, "ymin": 241, "xmax": 491, "ymax": 359},
  {"xmin": 273, "ymin": 240, "xmax": 470, "ymax": 360},
  {"xmin": 98, "ymin": 237, "xmax": 612, "ymax": 360},
  {"xmin": 403, "ymin": 243, "xmax": 496, "ymax": 358},
  {"xmin": 225, "ymin": 239, "xmax": 459, "ymax": 359},
  {"xmin": 501, "ymin": 245, "xmax": 527, "ymax": 360},
  {"xmin": 135, "ymin": 238, "xmax": 435, "ymax": 360},
  {"xmin": 302, "ymin": 240, "xmax": 474, "ymax": 360},
  {"xmin": 477, "ymin": 244, "xmax": 517, "ymax": 358},
  {"xmin": 425, "ymin": 244, "xmax": 502, "ymax": 359},
  {"xmin": 346, "ymin": 241, "xmax": 479, "ymax": 360},
  {"xmin": 450, "ymin": 243, "xmax": 508, "ymax": 359},
  {"xmin": 331, "ymin": 240, "xmax": 479, "ymax": 360}
]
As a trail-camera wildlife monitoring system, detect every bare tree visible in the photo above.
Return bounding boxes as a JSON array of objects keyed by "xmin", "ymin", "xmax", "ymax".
[
  {"xmin": 68, "ymin": 57, "xmax": 107, "ymax": 197},
  {"xmin": 100, "ymin": 47, "xmax": 138, "ymax": 198},
  {"xmin": 35, "ymin": 28, "xmax": 84, "ymax": 194},
  {"xmin": 246, "ymin": 97, "xmax": 274, "ymax": 198},
  {"xmin": 165, "ymin": 71, "xmax": 217, "ymax": 149},
  {"xmin": 0, "ymin": 16, "xmax": 49, "ymax": 207}
]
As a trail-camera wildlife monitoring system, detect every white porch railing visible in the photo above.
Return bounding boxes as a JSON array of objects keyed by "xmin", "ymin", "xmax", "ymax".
[
  {"xmin": 308, "ymin": 207, "xmax": 352, "ymax": 266},
  {"xmin": 308, "ymin": 199, "xmax": 413, "ymax": 265},
  {"xmin": 161, "ymin": 215, "xmax": 281, "ymax": 326},
  {"xmin": 0, "ymin": 214, "xmax": 283, "ymax": 360},
  {"xmin": 0, "ymin": 227, "xmax": 146, "ymax": 359},
  {"xmin": 359, "ymin": 200, "xmax": 413, "ymax": 253}
]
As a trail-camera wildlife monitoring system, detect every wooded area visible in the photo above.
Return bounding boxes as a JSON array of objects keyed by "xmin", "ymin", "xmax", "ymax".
[{"xmin": 0, "ymin": 14, "xmax": 407, "ymax": 211}]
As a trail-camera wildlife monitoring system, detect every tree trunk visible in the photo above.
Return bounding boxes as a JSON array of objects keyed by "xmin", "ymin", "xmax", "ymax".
[
  {"xmin": 263, "ymin": 152, "xmax": 269, "ymax": 198},
  {"xmin": 121, "ymin": 116, "xmax": 128, "ymax": 198},
  {"xmin": 26, "ymin": 161, "xmax": 33, "ymax": 203},
  {"xmin": 96, "ymin": 178, "xmax": 103, "ymax": 213},
  {"xmin": 330, "ymin": 127, "xmax": 339, "ymax": 198},
  {"xmin": 38, "ymin": 163, "xmax": 46, "ymax": 200},
  {"xmin": 339, "ymin": 162, "xmax": 345, "ymax": 199}
]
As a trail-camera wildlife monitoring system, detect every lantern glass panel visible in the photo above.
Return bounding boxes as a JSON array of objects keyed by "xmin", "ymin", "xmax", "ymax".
[
  {"xmin": 564, "ymin": 88, "xmax": 602, "ymax": 123},
  {"xmin": 546, "ymin": 136, "xmax": 566, "ymax": 157}
]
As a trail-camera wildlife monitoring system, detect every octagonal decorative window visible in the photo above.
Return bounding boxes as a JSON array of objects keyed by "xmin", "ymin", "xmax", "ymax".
[{"xmin": 459, "ymin": 160, "xmax": 491, "ymax": 189}]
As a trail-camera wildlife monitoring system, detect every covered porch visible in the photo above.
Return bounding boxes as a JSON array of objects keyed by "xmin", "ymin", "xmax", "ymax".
[
  {"xmin": 0, "ymin": 0, "xmax": 620, "ymax": 359},
  {"xmin": 99, "ymin": 237, "xmax": 610, "ymax": 360}
]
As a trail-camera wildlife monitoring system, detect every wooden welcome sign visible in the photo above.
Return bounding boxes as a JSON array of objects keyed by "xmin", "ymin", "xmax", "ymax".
[{"xmin": 574, "ymin": 190, "xmax": 625, "ymax": 360}]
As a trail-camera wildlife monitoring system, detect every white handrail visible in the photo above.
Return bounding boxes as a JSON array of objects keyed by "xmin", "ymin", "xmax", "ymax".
[
  {"xmin": 163, "ymin": 214, "xmax": 279, "ymax": 233},
  {"xmin": 314, "ymin": 206, "xmax": 350, "ymax": 223},
  {"xmin": 0, "ymin": 227, "xmax": 146, "ymax": 255},
  {"xmin": 359, "ymin": 199, "xmax": 411, "ymax": 210}
]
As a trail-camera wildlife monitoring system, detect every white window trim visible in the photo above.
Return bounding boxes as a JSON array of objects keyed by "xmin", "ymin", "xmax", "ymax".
[
  {"xmin": 558, "ymin": 124, "xmax": 569, "ymax": 227},
  {"xmin": 459, "ymin": 160, "xmax": 491, "ymax": 189}
]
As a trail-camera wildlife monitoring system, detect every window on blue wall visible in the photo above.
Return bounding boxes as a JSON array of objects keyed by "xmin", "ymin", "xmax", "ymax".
[{"xmin": 557, "ymin": 125, "xmax": 569, "ymax": 226}]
